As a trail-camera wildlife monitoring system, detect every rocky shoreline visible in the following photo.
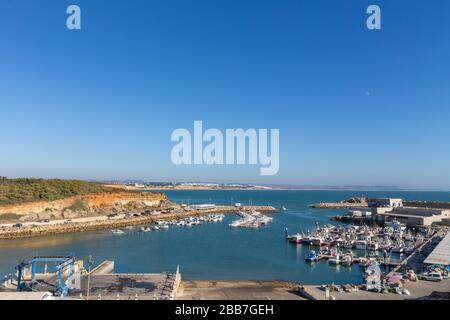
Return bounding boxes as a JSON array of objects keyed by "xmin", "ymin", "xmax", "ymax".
[
  {"xmin": 0, "ymin": 191, "xmax": 167, "ymax": 221},
  {"xmin": 309, "ymin": 196, "xmax": 369, "ymax": 209}
]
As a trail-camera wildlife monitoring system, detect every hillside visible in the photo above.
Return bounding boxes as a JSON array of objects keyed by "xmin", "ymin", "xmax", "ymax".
[{"xmin": 0, "ymin": 177, "xmax": 128, "ymax": 206}]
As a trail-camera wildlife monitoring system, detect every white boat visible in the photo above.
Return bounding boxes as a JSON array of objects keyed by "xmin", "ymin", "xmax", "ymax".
[
  {"xmin": 312, "ymin": 237, "xmax": 323, "ymax": 246},
  {"xmin": 329, "ymin": 254, "xmax": 342, "ymax": 265},
  {"xmin": 281, "ymin": 206, "xmax": 287, "ymax": 211},
  {"xmin": 341, "ymin": 254, "xmax": 353, "ymax": 266},
  {"xmin": 140, "ymin": 227, "xmax": 151, "ymax": 232},
  {"xmin": 355, "ymin": 240, "xmax": 367, "ymax": 250},
  {"xmin": 333, "ymin": 238, "xmax": 344, "ymax": 247},
  {"xmin": 229, "ymin": 211, "xmax": 272, "ymax": 229},
  {"xmin": 159, "ymin": 224, "xmax": 169, "ymax": 230},
  {"xmin": 302, "ymin": 237, "xmax": 313, "ymax": 245},
  {"xmin": 150, "ymin": 226, "xmax": 160, "ymax": 231},
  {"xmin": 359, "ymin": 257, "xmax": 369, "ymax": 267},
  {"xmin": 342, "ymin": 241, "xmax": 354, "ymax": 249},
  {"xmin": 387, "ymin": 220, "xmax": 407, "ymax": 231},
  {"xmin": 111, "ymin": 229, "xmax": 125, "ymax": 235},
  {"xmin": 378, "ymin": 241, "xmax": 391, "ymax": 251},
  {"xmin": 289, "ymin": 234, "xmax": 303, "ymax": 244},
  {"xmin": 391, "ymin": 244, "xmax": 404, "ymax": 254},
  {"xmin": 305, "ymin": 250, "xmax": 318, "ymax": 262}
]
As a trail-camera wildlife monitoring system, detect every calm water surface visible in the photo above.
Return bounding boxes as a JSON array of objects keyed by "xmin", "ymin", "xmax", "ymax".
[{"xmin": 1, "ymin": 190, "xmax": 449, "ymax": 284}]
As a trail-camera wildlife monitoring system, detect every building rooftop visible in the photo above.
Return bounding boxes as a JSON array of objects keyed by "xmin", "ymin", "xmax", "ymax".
[
  {"xmin": 377, "ymin": 207, "xmax": 449, "ymax": 217},
  {"xmin": 424, "ymin": 232, "xmax": 450, "ymax": 266}
]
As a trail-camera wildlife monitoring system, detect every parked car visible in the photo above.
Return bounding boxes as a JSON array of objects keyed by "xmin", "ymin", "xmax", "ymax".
[
  {"xmin": 419, "ymin": 272, "xmax": 443, "ymax": 282},
  {"xmin": 12, "ymin": 223, "xmax": 23, "ymax": 228}
]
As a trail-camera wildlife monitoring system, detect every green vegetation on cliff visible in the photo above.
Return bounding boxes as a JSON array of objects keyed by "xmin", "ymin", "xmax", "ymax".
[{"xmin": 0, "ymin": 177, "xmax": 125, "ymax": 206}]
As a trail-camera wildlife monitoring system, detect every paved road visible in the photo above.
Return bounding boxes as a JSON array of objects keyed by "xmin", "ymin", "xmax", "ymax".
[
  {"xmin": 0, "ymin": 213, "xmax": 127, "ymax": 229},
  {"xmin": 177, "ymin": 281, "xmax": 305, "ymax": 300}
]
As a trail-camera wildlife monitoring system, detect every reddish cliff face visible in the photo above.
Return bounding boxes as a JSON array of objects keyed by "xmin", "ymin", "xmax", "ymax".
[{"xmin": 0, "ymin": 192, "xmax": 167, "ymax": 219}]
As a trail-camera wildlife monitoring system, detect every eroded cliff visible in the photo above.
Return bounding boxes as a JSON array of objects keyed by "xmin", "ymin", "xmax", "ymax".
[{"xmin": 0, "ymin": 192, "xmax": 167, "ymax": 221}]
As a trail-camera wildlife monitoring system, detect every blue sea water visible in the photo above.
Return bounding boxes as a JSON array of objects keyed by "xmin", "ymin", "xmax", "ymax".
[{"xmin": 0, "ymin": 190, "xmax": 449, "ymax": 284}]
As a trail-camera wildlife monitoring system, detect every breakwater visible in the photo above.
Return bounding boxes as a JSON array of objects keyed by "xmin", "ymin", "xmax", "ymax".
[
  {"xmin": 310, "ymin": 202, "xmax": 368, "ymax": 209},
  {"xmin": 0, "ymin": 206, "xmax": 276, "ymax": 239}
]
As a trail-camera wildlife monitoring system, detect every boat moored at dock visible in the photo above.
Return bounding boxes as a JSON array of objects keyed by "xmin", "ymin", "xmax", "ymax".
[
  {"xmin": 305, "ymin": 250, "xmax": 318, "ymax": 262},
  {"xmin": 355, "ymin": 240, "xmax": 367, "ymax": 250},
  {"xmin": 289, "ymin": 234, "xmax": 303, "ymax": 244}
]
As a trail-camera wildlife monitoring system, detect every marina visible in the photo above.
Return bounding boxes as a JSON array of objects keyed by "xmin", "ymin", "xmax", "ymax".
[
  {"xmin": 285, "ymin": 221, "xmax": 429, "ymax": 268},
  {"xmin": 1, "ymin": 190, "xmax": 449, "ymax": 300},
  {"xmin": 0, "ymin": 205, "xmax": 273, "ymax": 239},
  {"xmin": 123, "ymin": 214, "xmax": 225, "ymax": 233},
  {"xmin": 229, "ymin": 210, "xmax": 273, "ymax": 228}
]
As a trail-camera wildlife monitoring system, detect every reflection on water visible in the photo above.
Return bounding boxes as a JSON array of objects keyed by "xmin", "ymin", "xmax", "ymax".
[{"xmin": 0, "ymin": 231, "xmax": 109, "ymax": 250}]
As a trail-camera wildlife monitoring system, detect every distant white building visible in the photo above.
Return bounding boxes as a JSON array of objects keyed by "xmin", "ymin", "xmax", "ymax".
[
  {"xmin": 349, "ymin": 210, "xmax": 372, "ymax": 217},
  {"xmin": 369, "ymin": 198, "xmax": 403, "ymax": 208}
]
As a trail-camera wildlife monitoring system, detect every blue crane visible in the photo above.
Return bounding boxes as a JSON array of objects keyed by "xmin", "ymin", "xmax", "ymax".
[{"xmin": 16, "ymin": 256, "xmax": 75, "ymax": 296}]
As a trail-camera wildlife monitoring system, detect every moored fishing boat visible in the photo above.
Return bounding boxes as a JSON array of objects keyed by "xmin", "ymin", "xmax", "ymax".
[
  {"xmin": 359, "ymin": 257, "xmax": 368, "ymax": 267},
  {"xmin": 341, "ymin": 254, "xmax": 353, "ymax": 266},
  {"xmin": 355, "ymin": 240, "xmax": 367, "ymax": 250},
  {"xmin": 367, "ymin": 242, "xmax": 379, "ymax": 251},
  {"xmin": 289, "ymin": 234, "xmax": 303, "ymax": 244},
  {"xmin": 391, "ymin": 244, "xmax": 404, "ymax": 254},
  {"xmin": 312, "ymin": 237, "xmax": 323, "ymax": 246},
  {"xmin": 329, "ymin": 253, "xmax": 342, "ymax": 265},
  {"xmin": 302, "ymin": 237, "xmax": 313, "ymax": 246},
  {"xmin": 378, "ymin": 241, "xmax": 391, "ymax": 251},
  {"xmin": 321, "ymin": 240, "xmax": 333, "ymax": 248},
  {"xmin": 305, "ymin": 250, "xmax": 318, "ymax": 262},
  {"xmin": 342, "ymin": 241, "xmax": 354, "ymax": 249},
  {"xmin": 333, "ymin": 238, "xmax": 344, "ymax": 247}
]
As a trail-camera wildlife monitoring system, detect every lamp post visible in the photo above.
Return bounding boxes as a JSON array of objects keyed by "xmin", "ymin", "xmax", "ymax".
[{"xmin": 86, "ymin": 255, "xmax": 94, "ymax": 300}]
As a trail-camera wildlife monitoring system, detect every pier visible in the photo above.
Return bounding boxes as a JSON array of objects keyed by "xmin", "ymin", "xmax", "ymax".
[{"xmin": 0, "ymin": 257, "xmax": 182, "ymax": 300}]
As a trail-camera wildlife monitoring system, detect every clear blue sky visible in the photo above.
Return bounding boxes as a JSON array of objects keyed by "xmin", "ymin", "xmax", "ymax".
[{"xmin": 1, "ymin": 0, "xmax": 450, "ymax": 190}]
